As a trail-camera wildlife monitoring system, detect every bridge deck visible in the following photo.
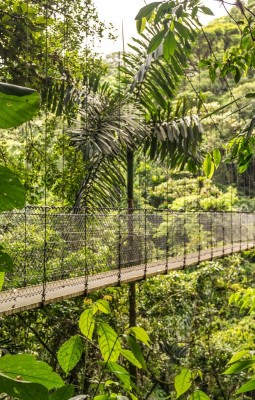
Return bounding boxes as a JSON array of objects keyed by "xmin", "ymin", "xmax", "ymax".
[{"xmin": 0, "ymin": 241, "xmax": 253, "ymax": 316}]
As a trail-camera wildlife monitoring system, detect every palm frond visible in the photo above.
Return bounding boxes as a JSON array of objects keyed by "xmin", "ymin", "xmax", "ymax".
[
  {"xmin": 73, "ymin": 154, "xmax": 126, "ymax": 209},
  {"xmin": 70, "ymin": 85, "xmax": 145, "ymax": 209}
]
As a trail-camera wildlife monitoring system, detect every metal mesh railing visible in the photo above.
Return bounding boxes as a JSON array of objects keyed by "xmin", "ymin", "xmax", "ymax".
[{"xmin": 0, "ymin": 207, "xmax": 254, "ymax": 301}]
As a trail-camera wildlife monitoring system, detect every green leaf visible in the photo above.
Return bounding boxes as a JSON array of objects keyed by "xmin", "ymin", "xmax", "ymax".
[
  {"xmin": 93, "ymin": 299, "xmax": 111, "ymax": 314},
  {"xmin": 234, "ymin": 67, "xmax": 241, "ymax": 83},
  {"xmin": 120, "ymin": 349, "xmax": 142, "ymax": 369},
  {"xmin": 125, "ymin": 335, "xmax": 146, "ymax": 369},
  {"xmin": 209, "ymin": 67, "xmax": 216, "ymax": 82},
  {"xmin": 0, "ymin": 165, "xmax": 26, "ymax": 212},
  {"xmin": 57, "ymin": 335, "xmax": 83, "ymax": 374},
  {"xmin": 223, "ymin": 359, "xmax": 255, "ymax": 374},
  {"xmin": 200, "ymin": 6, "xmax": 214, "ymax": 16},
  {"xmin": 135, "ymin": 2, "xmax": 161, "ymax": 20},
  {"xmin": 201, "ymin": 97, "xmax": 242, "ymax": 121},
  {"xmin": 236, "ymin": 379, "xmax": 255, "ymax": 394},
  {"xmin": 174, "ymin": 368, "xmax": 192, "ymax": 399},
  {"xmin": 0, "ymin": 354, "xmax": 64, "ymax": 390},
  {"xmin": 49, "ymin": 384, "xmax": 74, "ymax": 400},
  {"xmin": 191, "ymin": 6, "xmax": 198, "ymax": 18},
  {"xmin": 107, "ymin": 362, "xmax": 131, "ymax": 390},
  {"xmin": 0, "ymin": 248, "xmax": 13, "ymax": 272},
  {"xmin": 97, "ymin": 322, "xmax": 121, "ymax": 362},
  {"xmin": 227, "ymin": 350, "xmax": 251, "ymax": 365},
  {"xmin": 136, "ymin": 17, "xmax": 146, "ymax": 34},
  {"xmin": 174, "ymin": 21, "xmax": 190, "ymax": 39},
  {"xmin": 175, "ymin": 4, "xmax": 183, "ymax": 18},
  {"xmin": 129, "ymin": 327, "xmax": 150, "ymax": 347},
  {"xmin": 0, "ymin": 272, "xmax": 4, "ymax": 290},
  {"xmin": 79, "ymin": 308, "xmax": 95, "ymax": 341},
  {"xmin": 155, "ymin": 1, "xmax": 174, "ymax": 23},
  {"xmin": 203, "ymin": 153, "xmax": 214, "ymax": 179},
  {"xmin": 239, "ymin": 162, "xmax": 250, "ymax": 173},
  {"xmin": 212, "ymin": 148, "xmax": 221, "ymax": 169},
  {"xmin": 0, "ymin": 82, "xmax": 40, "ymax": 129},
  {"xmin": 0, "ymin": 372, "xmax": 48, "ymax": 400},
  {"xmin": 94, "ymin": 396, "xmax": 110, "ymax": 400},
  {"xmin": 163, "ymin": 30, "xmax": 176, "ymax": 60},
  {"xmin": 245, "ymin": 93, "xmax": 255, "ymax": 98},
  {"xmin": 189, "ymin": 390, "xmax": 210, "ymax": 400},
  {"xmin": 148, "ymin": 30, "xmax": 165, "ymax": 54}
]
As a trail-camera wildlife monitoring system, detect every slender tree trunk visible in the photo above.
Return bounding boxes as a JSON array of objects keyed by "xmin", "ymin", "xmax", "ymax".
[
  {"xmin": 127, "ymin": 149, "xmax": 137, "ymax": 380},
  {"xmin": 129, "ymin": 281, "xmax": 136, "ymax": 327},
  {"xmin": 127, "ymin": 148, "xmax": 134, "ymax": 211},
  {"xmin": 127, "ymin": 148, "xmax": 136, "ymax": 326}
]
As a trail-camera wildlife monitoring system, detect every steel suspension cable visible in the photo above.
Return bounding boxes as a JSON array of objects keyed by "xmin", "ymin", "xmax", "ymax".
[
  {"xmin": 230, "ymin": 163, "xmax": 234, "ymax": 253},
  {"xmin": 83, "ymin": 16, "xmax": 89, "ymax": 295},
  {"xmin": 23, "ymin": 0, "xmax": 30, "ymax": 288},
  {"xmin": 42, "ymin": 0, "xmax": 50, "ymax": 305},
  {"xmin": 165, "ymin": 167, "xmax": 170, "ymax": 274},
  {"xmin": 182, "ymin": 176, "xmax": 187, "ymax": 269},
  {"xmin": 197, "ymin": 174, "xmax": 202, "ymax": 264},
  {"xmin": 118, "ymin": 51, "xmax": 122, "ymax": 287},
  {"xmin": 143, "ymin": 149, "xmax": 148, "ymax": 280}
]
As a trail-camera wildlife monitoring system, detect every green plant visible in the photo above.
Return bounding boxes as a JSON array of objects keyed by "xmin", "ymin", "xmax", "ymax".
[
  {"xmin": 56, "ymin": 297, "xmax": 149, "ymax": 399},
  {"xmin": 0, "ymin": 296, "xmax": 150, "ymax": 400},
  {"xmin": 0, "ymin": 82, "xmax": 40, "ymax": 288}
]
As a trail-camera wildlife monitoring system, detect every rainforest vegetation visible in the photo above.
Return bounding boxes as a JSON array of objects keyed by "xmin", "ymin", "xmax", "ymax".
[{"xmin": 1, "ymin": 0, "xmax": 255, "ymax": 399}]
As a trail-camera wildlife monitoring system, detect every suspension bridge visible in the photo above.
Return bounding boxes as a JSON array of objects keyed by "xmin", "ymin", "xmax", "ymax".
[{"xmin": 0, "ymin": 207, "xmax": 254, "ymax": 316}]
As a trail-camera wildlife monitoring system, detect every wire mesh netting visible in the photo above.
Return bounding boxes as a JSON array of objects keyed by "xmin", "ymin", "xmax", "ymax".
[{"xmin": 0, "ymin": 207, "xmax": 254, "ymax": 313}]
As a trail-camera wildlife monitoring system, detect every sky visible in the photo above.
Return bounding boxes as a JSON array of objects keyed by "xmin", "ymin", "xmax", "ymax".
[{"xmin": 93, "ymin": 0, "xmax": 233, "ymax": 54}]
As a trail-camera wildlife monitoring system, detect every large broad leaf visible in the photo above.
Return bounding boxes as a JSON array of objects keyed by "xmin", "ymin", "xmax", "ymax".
[
  {"xmin": 236, "ymin": 379, "xmax": 255, "ymax": 394},
  {"xmin": 212, "ymin": 149, "xmax": 221, "ymax": 169},
  {"xmin": 57, "ymin": 335, "xmax": 84, "ymax": 374},
  {"xmin": 0, "ymin": 372, "xmax": 48, "ymax": 400},
  {"xmin": 120, "ymin": 349, "xmax": 142, "ymax": 369},
  {"xmin": 0, "ymin": 354, "xmax": 64, "ymax": 390},
  {"xmin": 203, "ymin": 154, "xmax": 214, "ymax": 179},
  {"xmin": 79, "ymin": 308, "xmax": 95, "ymax": 341},
  {"xmin": 174, "ymin": 368, "xmax": 192, "ymax": 399},
  {"xmin": 125, "ymin": 335, "xmax": 146, "ymax": 369},
  {"xmin": 223, "ymin": 359, "xmax": 255, "ymax": 374},
  {"xmin": 189, "ymin": 390, "xmax": 210, "ymax": 400},
  {"xmin": 107, "ymin": 362, "xmax": 131, "ymax": 390},
  {"xmin": 0, "ymin": 247, "xmax": 14, "ymax": 272},
  {"xmin": 49, "ymin": 384, "xmax": 74, "ymax": 400},
  {"xmin": 129, "ymin": 327, "xmax": 150, "ymax": 347},
  {"xmin": 93, "ymin": 299, "xmax": 111, "ymax": 315},
  {"xmin": 227, "ymin": 350, "xmax": 251, "ymax": 365},
  {"xmin": 0, "ymin": 82, "xmax": 40, "ymax": 129},
  {"xmin": 97, "ymin": 322, "xmax": 122, "ymax": 362},
  {"xmin": 0, "ymin": 165, "xmax": 26, "ymax": 212}
]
